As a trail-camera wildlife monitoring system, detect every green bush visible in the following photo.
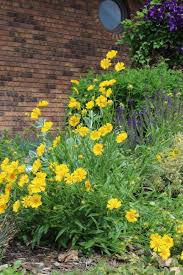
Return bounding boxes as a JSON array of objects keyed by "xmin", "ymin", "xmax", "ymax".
[{"xmin": 67, "ymin": 63, "xmax": 182, "ymax": 126}]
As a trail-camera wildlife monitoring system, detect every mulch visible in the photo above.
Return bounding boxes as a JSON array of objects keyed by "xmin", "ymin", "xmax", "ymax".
[{"xmin": 1, "ymin": 241, "xmax": 119, "ymax": 274}]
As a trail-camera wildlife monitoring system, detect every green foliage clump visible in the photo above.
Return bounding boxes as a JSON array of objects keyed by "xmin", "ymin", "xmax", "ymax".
[{"xmin": 118, "ymin": 1, "xmax": 183, "ymax": 68}]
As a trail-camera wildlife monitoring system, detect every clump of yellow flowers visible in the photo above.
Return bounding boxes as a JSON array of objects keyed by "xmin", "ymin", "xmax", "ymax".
[{"xmin": 150, "ymin": 233, "xmax": 174, "ymax": 261}]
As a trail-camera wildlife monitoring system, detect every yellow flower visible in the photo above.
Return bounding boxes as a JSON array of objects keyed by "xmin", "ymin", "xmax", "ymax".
[
  {"xmin": 41, "ymin": 121, "xmax": 53, "ymax": 133},
  {"xmin": 32, "ymin": 159, "xmax": 42, "ymax": 174},
  {"xmin": 31, "ymin": 108, "xmax": 41, "ymax": 120},
  {"xmin": 161, "ymin": 234, "xmax": 174, "ymax": 249},
  {"xmin": 100, "ymin": 58, "xmax": 111, "ymax": 70},
  {"xmin": 29, "ymin": 194, "xmax": 42, "ymax": 208},
  {"xmin": 159, "ymin": 249, "xmax": 170, "ymax": 261},
  {"xmin": 106, "ymin": 50, "xmax": 118, "ymax": 59},
  {"xmin": 64, "ymin": 173, "xmax": 75, "ymax": 185},
  {"xmin": 86, "ymin": 100, "xmax": 94, "ymax": 110},
  {"xmin": 92, "ymin": 143, "xmax": 104, "ymax": 156},
  {"xmin": 72, "ymin": 167, "xmax": 87, "ymax": 183},
  {"xmin": 22, "ymin": 196, "xmax": 31, "ymax": 208},
  {"xmin": 0, "ymin": 204, "xmax": 7, "ymax": 214},
  {"xmin": 106, "ymin": 88, "xmax": 113, "ymax": 97},
  {"xmin": 28, "ymin": 172, "xmax": 46, "ymax": 194},
  {"xmin": 69, "ymin": 115, "xmax": 80, "ymax": 127},
  {"xmin": 85, "ymin": 180, "xmax": 91, "ymax": 191},
  {"xmin": 55, "ymin": 164, "xmax": 69, "ymax": 182},
  {"xmin": 1, "ymin": 158, "xmax": 9, "ymax": 170},
  {"xmin": 156, "ymin": 154, "xmax": 162, "ymax": 162},
  {"xmin": 125, "ymin": 209, "xmax": 139, "ymax": 223},
  {"xmin": 68, "ymin": 97, "xmax": 81, "ymax": 110},
  {"xmin": 37, "ymin": 100, "xmax": 49, "ymax": 107},
  {"xmin": 176, "ymin": 223, "xmax": 183, "ymax": 234},
  {"xmin": 180, "ymin": 251, "xmax": 183, "ymax": 261},
  {"xmin": 107, "ymin": 198, "xmax": 122, "ymax": 210},
  {"xmin": 75, "ymin": 125, "xmax": 89, "ymax": 137},
  {"xmin": 18, "ymin": 174, "xmax": 29, "ymax": 187},
  {"xmin": 53, "ymin": 136, "xmax": 61, "ymax": 148},
  {"xmin": 17, "ymin": 164, "xmax": 26, "ymax": 174},
  {"xmin": 36, "ymin": 144, "xmax": 46, "ymax": 157},
  {"xmin": 150, "ymin": 233, "xmax": 163, "ymax": 252},
  {"xmin": 116, "ymin": 132, "xmax": 128, "ymax": 143},
  {"xmin": 96, "ymin": 95, "xmax": 108, "ymax": 108},
  {"xmin": 115, "ymin": 62, "xmax": 125, "ymax": 72},
  {"xmin": 90, "ymin": 130, "xmax": 101, "ymax": 141},
  {"xmin": 87, "ymin": 85, "xmax": 95, "ymax": 91},
  {"xmin": 107, "ymin": 100, "xmax": 113, "ymax": 106},
  {"xmin": 13, "ymin": 200, "xmax": 21, "ymax": 213},
  {"xmin": 71, "ymin": 80, "xmax": 79, "ymax": 85},
  {"xmin": 99, "ymin": 123, "xmax": 113, "ymax": 136}
]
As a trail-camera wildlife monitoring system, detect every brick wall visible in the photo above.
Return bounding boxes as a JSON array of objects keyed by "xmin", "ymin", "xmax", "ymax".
[{"xmin": 0, "ymin": 0, "xmax": 141, "ymax": 133}]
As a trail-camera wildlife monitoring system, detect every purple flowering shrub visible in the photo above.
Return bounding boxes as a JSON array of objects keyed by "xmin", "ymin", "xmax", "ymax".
[{"xmin": 119, "ymin": 0, "xmax": 183, "ymax": 67}]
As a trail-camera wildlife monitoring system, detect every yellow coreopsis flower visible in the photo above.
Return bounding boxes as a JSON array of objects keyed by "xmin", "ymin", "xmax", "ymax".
[
  {"xmin": 100, "ymin": 58, "xmax": 111, "ymax": 70},
  {"xmin": 115, "ymin": 62, "xmax": 125, "ymax": 72},
  {"xmin": 75, "ymin": 126, "xmax": 89, "ymax": 137},
  {"xmin": 68, "ymin": 97, "xmax": 81, "ymax": 110},
  {"xmin": 22, "ymin": 196, "xmax": 31, "ymax": 208},
  {"xmin": 0, "ymin": 204, "xmax": 7, "ymax": 214},
  {"xmin": 72, "ymin": 167, "xmax": 87, "ymax": 183},
  {"xmin": 107, "ymin": 198, "xmax": 122, "ymax": 210},
  {"xmin": 106, "ymin": 88, "xmax": 113, "ymax": 97},
  {"xmin": 116, "ymin": 132, "xmax": 128, "ymax": 143},
  {"xmin": 71, "ymin": 79, "xmax": 79, "ymax": 85},
  {"xmin": 92, "ymin": 143, "xmax": 104, "ymax": 156},
  {"xmin": 125, "ymin": 209, "xmax": 139, "ymax": 223},
  {"xmin": 96, "ymin": 95, "xmax": 108, "ymax": 108},
  {"xmin": 86, "ymin": 100, "xmax": 94, "ymax": 110},
  {"xmin": 90, "ymin": 130, "xmax": 101, "ymax": 141},
  {"xmin": 29, "ymin": 194, "xmax": 42, "ymax": 208},
  {"xmin": 53, "ymin": 136, "xmax": 61, "ymax": 148},
  {"xmin": 13, "ymin": 200, "xmax": 21, "ymax": 213},
  {"xmin": 150, "ymin": 234, "xmax": 163, "ymax": 252},
  {"xmin": 159, "ymin": 249, "xmax": 170, "ymax": 261},
  {"xmin": 31, "ymin": 108, "xmax": 41, "ymax": 120},
  {"xmin": 180, "ymin": 251, "xmax": 183, "ymax": 261},
  {"xmin": 87, "ymin": 85, "xmax": 95, "ymax": 91},
  {"xmin": 161, "ymin": 234, "xmax": 174, "ymax": 249},
  {"xmin": 69, "ymin": 115, "xmax": 80, "ymax": 127},
  {"xmin": 32, "ymin": 159, "xmax": 42, "ymax": 174},
  {"xmin": 106, "ymin": 50, "xmax": 118, "ymax": 59},
  {"xmin": 37, "ymin": 100, "xmax": 49, "ymax": 107},
  {"xmin": 55, "ymin": 164, "xmax": 70, "ymax": 182},
  {"xmin": 36, "ymin": 144, "xmax": 45, "ymax": 157},
  {"xmin": 18, "ymin": 174, "xmax": 29, "ymax": 187},
  {"xmin": 85, "ymin": 180, "xmax": 91, "ymax": 191},
  {"xmin": 41, "ymin": 121, "xmax": 53, "ymax": 133}
]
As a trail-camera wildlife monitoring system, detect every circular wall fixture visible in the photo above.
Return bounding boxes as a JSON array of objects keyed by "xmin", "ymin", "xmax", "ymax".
[{"xmin": 99, "ymin": 0, "xmax": 128, "ymax": 33}]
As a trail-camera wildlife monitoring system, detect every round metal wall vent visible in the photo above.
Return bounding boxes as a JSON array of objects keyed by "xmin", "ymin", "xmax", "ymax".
[{"xmin": 99, "ymin": 0, "xmax": 128, "ymax": 33}]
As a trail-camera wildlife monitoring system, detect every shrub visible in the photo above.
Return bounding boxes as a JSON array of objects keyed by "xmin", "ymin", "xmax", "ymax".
[
  {"xmin": 118, "ymin": 0, "xmax": 183, "ymax": 67},
  {"xmin": 67, "ymin": 61, "xmax": 182, "ymax": 127}
]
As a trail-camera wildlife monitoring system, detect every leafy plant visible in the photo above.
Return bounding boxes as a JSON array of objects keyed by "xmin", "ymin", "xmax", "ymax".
[{"xmin": 118, "ymin": 0, "xmax": 183, "ymax": 67}]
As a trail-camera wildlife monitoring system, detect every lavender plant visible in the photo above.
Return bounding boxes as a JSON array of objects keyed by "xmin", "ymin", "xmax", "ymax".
[{"xmin": 116, "ymin": 91, "xmax": 183, "ymax": 147}]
